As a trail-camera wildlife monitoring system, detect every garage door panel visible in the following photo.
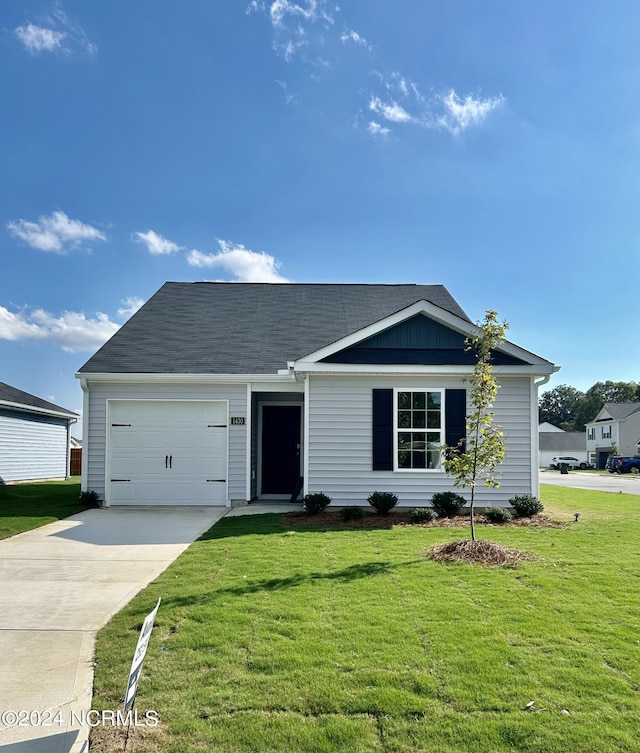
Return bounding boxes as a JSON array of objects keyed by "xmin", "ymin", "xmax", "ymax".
[
  {"xmin": 111, "ymin": 457, "xmax": 136, "ymax": 476},
  {"xmin": 108, "ymin": 400, "xmax": 228, "ymax": 506},
  {"xmin": 112, "ymin": 429, "xmax": 136, "ymax": 450}
]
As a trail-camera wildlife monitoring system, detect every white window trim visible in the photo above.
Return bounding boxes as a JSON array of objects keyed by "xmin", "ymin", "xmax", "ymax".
[{"xmin": 393, "ymin": 388, "xmax": 445, "ymax": 473}]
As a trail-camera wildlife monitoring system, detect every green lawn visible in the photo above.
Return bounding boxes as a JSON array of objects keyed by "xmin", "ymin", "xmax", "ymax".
[
  {"xmin": 0, "ymin": 478, "xmax": 84, "ymax": 540},
  {"xmin": 91, "ymin": 486, "xmax": 640, "ymax": 753}
]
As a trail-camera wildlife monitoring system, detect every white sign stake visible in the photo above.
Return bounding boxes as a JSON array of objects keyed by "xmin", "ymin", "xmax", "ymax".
[{"xmin": 123, "ymin": 598, "xmax": 161, "ymax": 714}]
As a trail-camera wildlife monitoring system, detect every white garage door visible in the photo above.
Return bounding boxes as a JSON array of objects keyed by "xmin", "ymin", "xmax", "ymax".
[{"xmin": 108, "ymin": 401, "xmax": 227, "ymax": 505}]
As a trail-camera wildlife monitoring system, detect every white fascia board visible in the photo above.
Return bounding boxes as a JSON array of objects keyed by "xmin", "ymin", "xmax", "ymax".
[
  {"xmin": 295, "ymin": 299, "xmax": 557, "ymax": 369},
  {"xmin": 0, "ymin": 400, "xmax": 78, "ymax": 421},
  {"xmin": 293, "ymin": 362, "xmax": 558, "ymax": 377},
  {"xmin": 75, "ymin": 372, "xmax": 294, "ymax": 385}
]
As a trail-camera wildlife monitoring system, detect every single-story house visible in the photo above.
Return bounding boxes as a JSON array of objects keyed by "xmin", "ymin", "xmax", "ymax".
[
  {"xmin": 76, "ymin": 282, "xmax": 558, "ymax": 507},
  {"xmin": 0, "ymin": 382, "xmax": 79, "ymax": 484},
  {"xmin": 586, "ymin": 402, "xmax": 640, "ymax": 468},
  {"xmin": 538, "ymin": 426, "xmax": 587, "ymax": 468}
]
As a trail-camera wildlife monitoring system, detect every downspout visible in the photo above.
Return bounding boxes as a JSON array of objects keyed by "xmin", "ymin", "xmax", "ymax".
[
  {"xmin": 532, "ymin": 374, "xmax": 552, "ymax": 498},
  {"xmin": 79, "ymin": 378, "xmax": 89, "ymax": 492}
]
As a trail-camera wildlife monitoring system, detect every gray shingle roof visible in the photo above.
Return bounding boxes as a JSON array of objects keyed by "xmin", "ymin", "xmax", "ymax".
[
  {"xmin": 539, "ymin": 432, "xmax": 586, "ymax": 452},
  {"xmin": 0, "ymin": 382, "xmax": 78, "ymax": 418},
  {"xmin": 600, "ymin": 403, "xmax": 640, "ymax": 421},
  {"xmin": 79, "ymin": 283, "xmax": 473, "ymax": 374}
]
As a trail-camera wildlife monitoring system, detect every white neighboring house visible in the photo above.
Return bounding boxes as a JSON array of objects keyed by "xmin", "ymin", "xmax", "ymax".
[
  {"xmin": 76, "ymin": 282, "xmax": 558, "ymax": 508},
  {"xmin": 0, "ymin": 382, "xmax": 79, "ymax": 483},
  {"xmin": 586, "ymin": 403, "xmax": 640, "ymax": 469},
  {"xmin": 538, "ymin": 424, "xmax": 588, "ymax": 468}
]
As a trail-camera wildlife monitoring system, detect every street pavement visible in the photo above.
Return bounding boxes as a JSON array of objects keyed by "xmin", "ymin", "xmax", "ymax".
[{"xmin": 540, "ymin": 469, "xmax": 640, "ymax": 495}]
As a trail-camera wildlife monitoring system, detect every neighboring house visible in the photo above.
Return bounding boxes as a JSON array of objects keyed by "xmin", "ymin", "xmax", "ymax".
[
  {"xmin": 538, "ymin": 421, "xmax": 565, "ymax": 433},
  {"xmin": 77, "ymin": 283, "xmax": 558, "ymax": 508},
  {"xmin": 538, "ymin": 426, "xmax": 588, "ymax": 468},
  {"xmin": 586, "ymin": 403, "xmax": 640, "ymax": 469},
  {"xmin": 0, "ymin": 382, "xmax": 79, "ymax": 484}
]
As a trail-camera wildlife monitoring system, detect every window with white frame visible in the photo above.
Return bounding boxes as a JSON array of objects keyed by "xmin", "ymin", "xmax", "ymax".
[
  {"xmin": 587, "ymin": 427, "xmax": 595, "ymax": 440},
  {"xmin": 395, "ymin": 390, "xmax": 443, "ymax": 470},
  {"xmin": 601, "ymin": 425, "xmax": 612, "ymax": 439}
]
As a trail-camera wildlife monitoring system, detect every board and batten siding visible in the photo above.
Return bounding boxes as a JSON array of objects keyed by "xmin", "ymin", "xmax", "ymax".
[
  {"xmin": 0, "ymin": 409, "xmax": 69, "ymax": 483},
  {"xmin": 85, "ymin": 382, "xmax": 248, "ymax": 502},
  {"xmin": 306, "ymin": 375, "xmax": 533, "ymax": 506}
]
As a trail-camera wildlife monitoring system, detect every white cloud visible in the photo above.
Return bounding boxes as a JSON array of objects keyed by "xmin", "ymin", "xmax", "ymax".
[
  {"xmin": 187, "ymin": 240, "xmax": 289, "ymax": 282},
  {"xmin": 14, "ymin": 24, "xmax": 66, "ymax": 54},
  {"xmin": 369, "ymin": 95, "xmax": 413, "ymax": 123},
  {"xmin": 367, "ymin": 121, "xmax": 390, "ymax": 138},
  {"xmin": 14, "ymin": 7, "xmax": 96, "ymax": 56},
  {"xmin": 270, "ymin": 0, "xmax": 334, "ymax": 29},
  {"xmin": 6, "ymin": 211, "xmax": 106, "ymax": 253},
  {"xmin": 249, "ymin": 0, "xmax": 336, "ymax": 62},
  {"xmin": 0, "ymin": 305, "xmax": 119, "ymax": 353},
  {"xmin": 366, "ymin": 72, "xmax": 504, "ymax": 139},
  {"xmin": 117, "ymin": 297, "xmax": 145, "ymax": 319},
  {"xmin": 133, "ymin": 229, "xmax": 183, "ymax": 255},
  {"xmin": 436, "ymin": 89, "xmax": 506, "ymax": 136},
  {"xmin": 340, "ymin": 29, "xmax": 371, "ymax": 50}
]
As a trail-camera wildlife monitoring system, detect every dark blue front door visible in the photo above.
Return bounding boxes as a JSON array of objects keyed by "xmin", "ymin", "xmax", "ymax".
[{"xmin": 261, "ymin": 405, "xmax": 301, "ymax": 495}]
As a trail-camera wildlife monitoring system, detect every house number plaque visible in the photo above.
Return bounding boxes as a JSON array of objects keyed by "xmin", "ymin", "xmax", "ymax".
[{"xmin": 231, "ymin": 417, "xmax": 245, "ymax": 425}]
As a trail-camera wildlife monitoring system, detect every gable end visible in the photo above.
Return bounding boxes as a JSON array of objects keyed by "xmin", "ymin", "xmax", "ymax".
[{"xmin": 322, "ymin": 315, "xmax": 530, "ymax": 366}]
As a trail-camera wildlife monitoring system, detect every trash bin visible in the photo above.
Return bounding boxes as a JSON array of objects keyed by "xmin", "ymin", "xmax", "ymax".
[{"xmin": 560, "ymin": 463, "xmax": 569, "ymax": 474}]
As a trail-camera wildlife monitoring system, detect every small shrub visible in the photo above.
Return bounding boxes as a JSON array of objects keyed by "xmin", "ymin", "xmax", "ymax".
[
  {"xmin": 484, "ymin": 506, "xmax": 512, "ymax": 524},
  {"xmin": 510, "ymin": 494, "xmax": 544, "ymax": 518},
  {"xmin": 341, "ymin": 506, "xmax": 365, "ymax": 522},
  {"xmin": 79, "ymin": 490, "xmax": 102, "ymax": 508},
  {"xmin": 367, "ymin": 490, "xmax": 398, "ymax": 515},
  {"xmin": 410, "ymin": 507, "xmax": 437, "ymax": 523},
  {"xmin": 303, "ymin": 492, "xmax": 331, "ymax": 515},
  {"xmin": 431, "ymin": 491, "xmax": 466, "ymax": 518}
]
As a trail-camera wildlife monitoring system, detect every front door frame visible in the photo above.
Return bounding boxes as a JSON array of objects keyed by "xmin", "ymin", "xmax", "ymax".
[{"xmin": 257, "ymin": 401, "xmax": 303, "ymax": 499}]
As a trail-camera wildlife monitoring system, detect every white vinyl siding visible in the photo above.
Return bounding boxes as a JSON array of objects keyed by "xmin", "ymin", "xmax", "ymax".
[
  {"xmin": 85, "ymin": 382, "xmax": 248, "ymax": 502},
  {"xmin": 0, "ymin": 410, "xmax": 69, "ymax": 482},
  {"xmin": 306, "ymin": 374, "xmax": 533, "ymax": 506}
]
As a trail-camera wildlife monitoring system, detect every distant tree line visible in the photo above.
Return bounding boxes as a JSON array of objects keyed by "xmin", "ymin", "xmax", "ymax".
[{"xmin": 539, "ymin": 381, "xmax": 640, "ymax": 432}]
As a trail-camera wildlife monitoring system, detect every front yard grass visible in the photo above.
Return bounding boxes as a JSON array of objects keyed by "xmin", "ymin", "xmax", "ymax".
[
  {"xmin": 0, "ymin": 478, "xmax": 83, "ymax": 540},
  {"xmin": 91, "ymin": 485, "xmax": 639, "ymax": 752}
]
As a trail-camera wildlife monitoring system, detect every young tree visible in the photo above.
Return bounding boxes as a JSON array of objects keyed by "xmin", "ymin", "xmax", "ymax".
[{"xmin": 443, "ymin": 311, "xmax": 508, "ymax": 541}]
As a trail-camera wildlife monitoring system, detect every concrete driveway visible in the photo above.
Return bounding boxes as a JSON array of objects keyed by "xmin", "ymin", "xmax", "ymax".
[
  {"xmin": 540, "ymin": 469, "xmax": 640, "ymax": 495},
  {"xmin": 0, "ymin": 506, "xmax": 227, "ymax": 753}
]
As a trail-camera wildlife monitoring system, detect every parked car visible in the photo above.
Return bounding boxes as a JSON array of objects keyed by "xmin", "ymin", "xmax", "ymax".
[
  {"xmin": 606, "ymin": 456, "xmax": 631, "ymax": 473},
  {"xmin": 550, "ymin": 456, "xmax": 593, "ymax": 470},
  {"xmin": 616, "ymin": 456, "xmax": 640, "ymax": 475}
]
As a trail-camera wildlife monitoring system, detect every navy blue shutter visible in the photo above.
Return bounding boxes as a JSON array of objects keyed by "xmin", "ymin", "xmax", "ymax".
[
  {"xmin": 445, "ymin": 389, "xmax": 467, "ymax": 451},
  {"xmin": 372, "ymin": 389, "xmax": 393, "ymax": 470}
]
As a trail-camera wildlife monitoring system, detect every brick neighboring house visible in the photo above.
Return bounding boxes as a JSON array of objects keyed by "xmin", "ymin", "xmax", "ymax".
[{"xmin": 586, "ymin": 403, "xmax": 640, "ymax": 469}]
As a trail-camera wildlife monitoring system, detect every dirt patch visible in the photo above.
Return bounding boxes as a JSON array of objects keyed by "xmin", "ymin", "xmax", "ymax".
[
  {"xmin": 284, "ymin": 508, "xmax": 563, "ymax": 529},
  {"xmin": 429, "ymin": 538, "xmax": 530, "ymax": 567}
]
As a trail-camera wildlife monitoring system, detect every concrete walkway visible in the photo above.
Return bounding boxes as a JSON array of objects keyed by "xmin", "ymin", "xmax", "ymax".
[{"xmin": 0, "ymin": 506, "xmax": 228, "ymax": 753}]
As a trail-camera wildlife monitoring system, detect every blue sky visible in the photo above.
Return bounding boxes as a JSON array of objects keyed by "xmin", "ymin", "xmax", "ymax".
[{"xmin": 1, "ymin": 1, "xmax": 638, "ymax": 437}]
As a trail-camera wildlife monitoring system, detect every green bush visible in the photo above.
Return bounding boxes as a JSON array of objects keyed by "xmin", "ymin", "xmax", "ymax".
[
  {"xmin": 341, "ymin": 506, "xmax": 365, "ymax": 522},
  {"xmin": 367, "ymin": 491, "xmax": 398, "ymax": 515},
  {"xmin": 410, "ymin": 507, "xmax": 437, "ymax": 523},
  {"xmin": 484, "ymin": 506, "xmax": 512, "ymax": 524},
  {"xmin": 79, "ymin": 490, "xmax": 102, "ymax": 508},
  {"xmin": 510, "ymin": 494, "xmax": 544, "ymax": 517},
  {"xmin": 430, "ymin": 491, "xmax": 466, "ymax": 517},
  {"xmin": 303, "ymin": 492, "xmax": 331, "ymax": 515}
]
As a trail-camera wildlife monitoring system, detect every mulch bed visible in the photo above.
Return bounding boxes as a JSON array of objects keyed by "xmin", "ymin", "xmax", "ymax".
[
  {"xmin": 284, "ymin": 508, "xmax": 564, "ymax": 529},
  {"xmin": 429, "ymin": 538, "xmax": 530, "ymax": 567}
]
